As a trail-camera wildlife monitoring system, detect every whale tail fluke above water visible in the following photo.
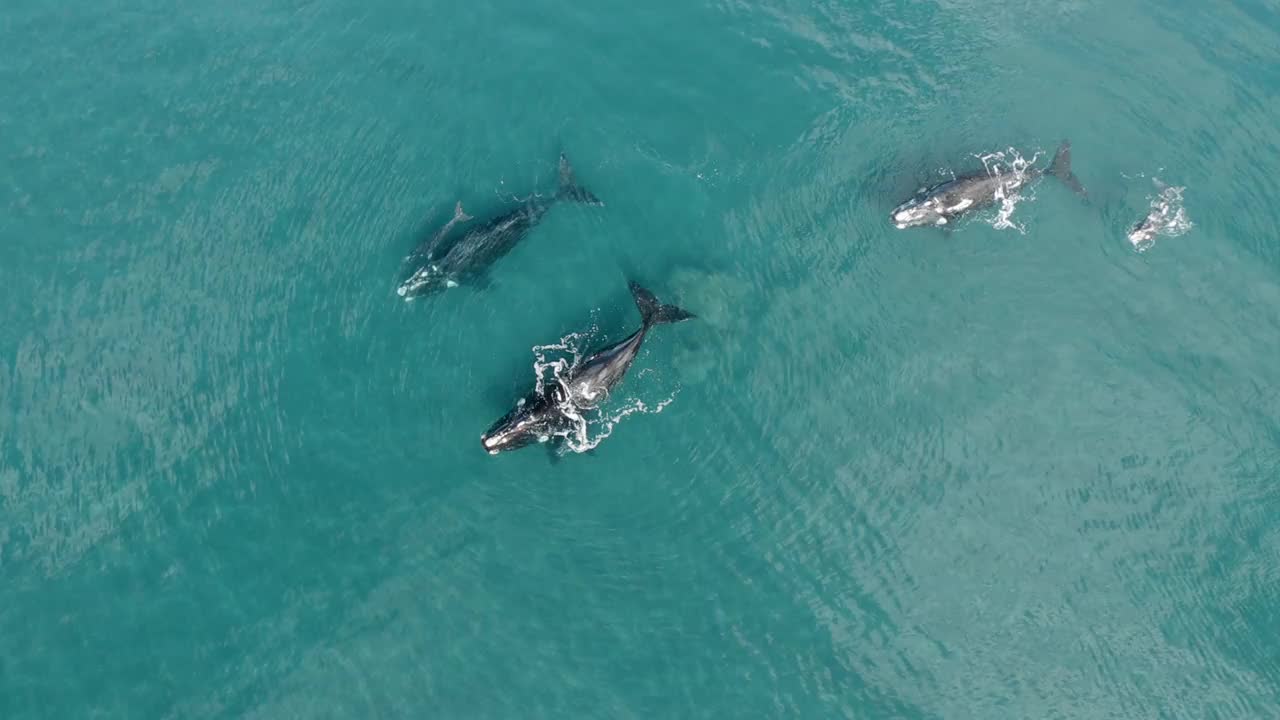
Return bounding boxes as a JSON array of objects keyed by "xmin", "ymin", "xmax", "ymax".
[
  {"xmin": 629, "ymin": 281, "xmax": 695, "ymax": 328},
  {"xmin": 1047, "ymin": 140, "xmax": 1087, "ymax": 197},
  {"xmin": 557, "ymin": 153, "xmax": 604, "ymax": 206}
]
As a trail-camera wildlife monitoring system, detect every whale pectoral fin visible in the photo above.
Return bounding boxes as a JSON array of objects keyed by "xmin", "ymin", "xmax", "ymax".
[
  {"xmin": 545, "ymin": 440, "xmax": 564, "ymax": 465},
  {"xmin": 556, "ymin": 152, "xmax": 603, "ymax": 205}
]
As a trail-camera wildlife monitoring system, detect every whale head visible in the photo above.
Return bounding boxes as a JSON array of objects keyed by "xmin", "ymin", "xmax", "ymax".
[
  {"xmin": 480, "ymin": 388, "xmax": 566, "ymax": 455},
  {"xmin": 397, "ymin": 264, "xmax": 459, "ymax": 300},
  {"xmin": 890, "ymin": 196, "xmax": 948, "ymax": 230},
  {"xmin": 1127, "ymin": 219, "xmax": 1158, "ymax": 251}
]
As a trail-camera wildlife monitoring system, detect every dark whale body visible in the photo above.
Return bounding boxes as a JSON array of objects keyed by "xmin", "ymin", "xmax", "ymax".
[
  {"xmin": 890, "ymin": 141, "xmax": 1086, "ymax": 229},
  {"xmin": 480, "ymin": 282, "xmax": 694, "ymax": 455},
  {"xmin": 398, "ymin": 154, "xmax": 601, "ymax": 299}
]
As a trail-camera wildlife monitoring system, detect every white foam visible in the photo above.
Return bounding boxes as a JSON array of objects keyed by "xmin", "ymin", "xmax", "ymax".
[
  {"xmin": 528, "ymin": 328, "xmax": 680, "ymax": 455},
  {"xmin": 1129, "ymin": 180, "xmax": 1191, "ymax": 253},
  {"xmin": 977, "ymin": 147, "xmax": 1040, "ymax": 233}
]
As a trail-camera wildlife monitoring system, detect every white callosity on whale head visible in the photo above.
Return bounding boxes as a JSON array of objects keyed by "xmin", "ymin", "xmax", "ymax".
[
  {"xmin": 893, "ymin": 205, "xmax": 929, "ymax": 228},
  {"xmin": 1128, "ymin": 222, "xmax": 1157, "ymax": 250},
  {"xmin": 397, "ymin": 265, "xmax": 437, "ymax": 298},
  {"xmin": 397, "ymin": 262, "xmax": 465, "ymax": 298},
  {"xmin": 397, "ymin": 280, "xmax": 423, "ymax": 299},
  {"xmin": 893, "ymin": 195, "xmax": 956, "ymax": 228},
  {"xmin": 481, "ymin": 432, "xmax": 508, "ymax": 455},
  {"xmin": 1126, "ymin": 182, "xmax": 1191, "ymax": 252}
]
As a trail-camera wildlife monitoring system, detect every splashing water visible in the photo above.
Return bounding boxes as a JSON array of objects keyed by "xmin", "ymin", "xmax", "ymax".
[
  {"xmin": 531, "ymin": 331, "xmax": 592, "ymax": 396},
  {"xmin": 556, "ymin": 393, "xmax": 679, "ymax": 454},
  {"xmin": 1128, "ymin": 180, "xmax": 1192, "ymax": 253},
  {"xmin": 530, "ymin": 331, "xmax": 679, "ymax": 454},
  {"xmin": 976, "ymin": 147, "xmax": 1041, "ymax": 233}
]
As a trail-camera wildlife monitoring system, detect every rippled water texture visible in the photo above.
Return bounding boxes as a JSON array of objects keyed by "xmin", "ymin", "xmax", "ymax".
[{"xmin": 3, "ymin": 0, "xmax": 1279, "ymax": 717}]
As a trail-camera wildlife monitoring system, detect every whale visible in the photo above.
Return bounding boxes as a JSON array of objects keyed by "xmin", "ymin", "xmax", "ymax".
[
  {"xmin": 480, "ymin": 282, "xmax": 694, "ymax": 455},
  {"xmin": 398, "ymin": 153, "xmax": 601, "ymax": 299},
  {"xmin": 890, "ymin": 140, "xmax": 1086, "ymax": 230}
]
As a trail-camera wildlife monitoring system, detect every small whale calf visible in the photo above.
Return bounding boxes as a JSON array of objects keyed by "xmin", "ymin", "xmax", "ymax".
[
  {"xmin": 1127, "ymin": 212, "xmax": 1160, "ymax": 250},
  {"xmin": 407, "ymin": 201, "xmax": 472, "ymax": 266},
  {"xmin": 480, "ymin": 282, "xmax": 694, "ymax": 455},
  {"xmin": 890, "ymin": 140, "xmax": 1086, "ymax": 230},
  {"xmin": 398, "ymin": 153, "xmax": 602, "ymax": 299},
  {"xmin": 1127, "ymin": 180, "xmax": 1189, "ymax": 252}
]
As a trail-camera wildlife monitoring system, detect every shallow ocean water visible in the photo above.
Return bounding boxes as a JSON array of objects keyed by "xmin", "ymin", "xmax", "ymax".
[{"xmin": 2, "ymin": 0, "xmax": 1279, "ymax": 717}]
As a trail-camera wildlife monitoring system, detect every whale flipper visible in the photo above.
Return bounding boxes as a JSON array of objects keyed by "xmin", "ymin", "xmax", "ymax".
[
  {"xmin": 421, "ymin": 201, "xmax": 473, "ymax": 261},
  {"xmin": 1047, "ymin": 140, "xmax": 1087, "ymax": 198},
  {"xmin": 629, "ymin": 281, "xmax": 695, "ymax": 328},
  {"xmin": 557, "ymin": 153, "xmax": 603, "ymax": 205}
]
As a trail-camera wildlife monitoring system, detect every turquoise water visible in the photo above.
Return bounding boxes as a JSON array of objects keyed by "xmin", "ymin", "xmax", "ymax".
[{"xmin": 3, "ymin": 0, "xmax": 1280, "ymax": 716}]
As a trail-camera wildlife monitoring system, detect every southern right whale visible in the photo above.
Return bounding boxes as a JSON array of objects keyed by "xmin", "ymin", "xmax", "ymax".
[
  {"xmin": 890, "ymin": 140, "xmax": 1086, "ymax": 230},
  {"xmin": 398, "ymin": 153, "xmax": 602, "ymax": 299},
  {"xmin": 1127, "ymin": 179, "xmax": 1189, "ymax": 252},
  {"xmin": 480, "ymin": 281, "xmax": 694, "ymax": 455}
]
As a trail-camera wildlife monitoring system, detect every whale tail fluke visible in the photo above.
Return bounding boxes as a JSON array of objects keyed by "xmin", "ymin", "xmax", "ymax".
[
  {"xmin": 629, "ymin": 281, "xmax": 695, "ymax": 328},
  {"xmin": 1048, "ymin": 140, "xmax": 1087, "ymax": 197},
  {"xmin": 557, "ymin": 153, "xmax": 603, "ymax": 206},
  {"xmin": 453, "ymin": 201, "xmax": 472, "ymax": 223}
]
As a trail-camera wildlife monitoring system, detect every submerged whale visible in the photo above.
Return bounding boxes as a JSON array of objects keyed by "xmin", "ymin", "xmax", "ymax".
[
  {"xmin": 480, "ymin": 282, "xmax": 695, "ymax": 455},
  {"xmin": 890, "ymin": 140, "xmax": 1086, "ymax": 230},
  {"xmin": 398, "ymin": 153, "xmax": 602, "ymax": 299}
]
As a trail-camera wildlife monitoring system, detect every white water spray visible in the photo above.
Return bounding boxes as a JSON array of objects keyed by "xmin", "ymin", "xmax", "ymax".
[
  {"xmin": 1128, "ymin": 180, "xmax": 1192, "ymax": 253},
  {"xmin": 529, "ymin": 330, "xmax": 679, "ymax": 455},
  {"xmin": 976, "ymin": 147, "xmax": 1040, "ymax": 233}
]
